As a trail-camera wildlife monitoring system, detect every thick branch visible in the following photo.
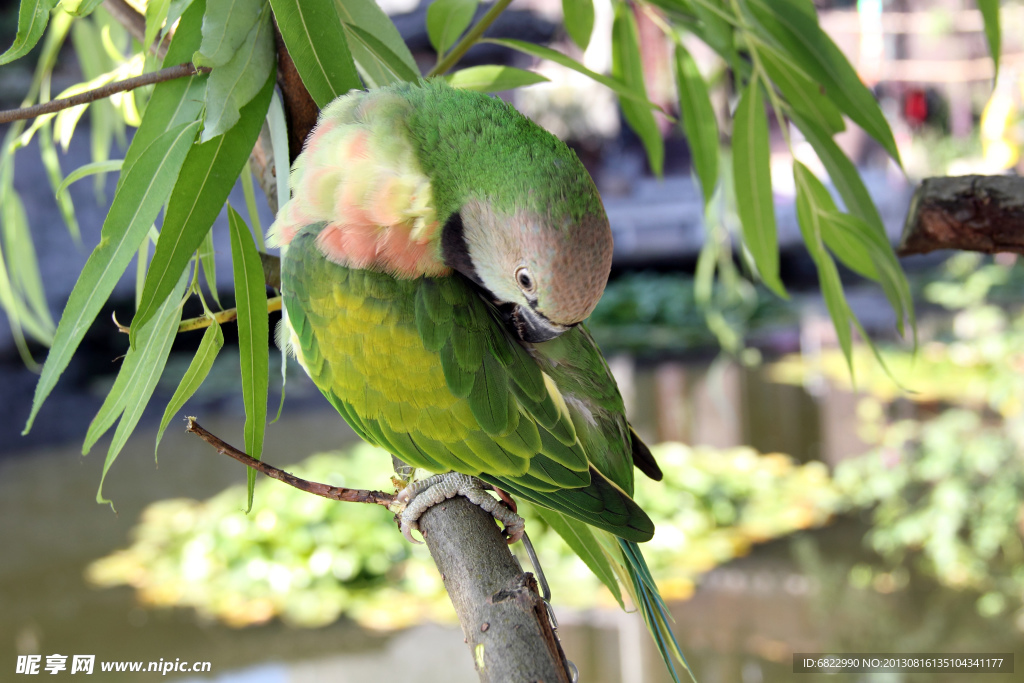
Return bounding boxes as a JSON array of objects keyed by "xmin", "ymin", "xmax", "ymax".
[
  {"xmin": 185, "ymin": 418, "xmax": 394, "ymax": 506},
  {"xmin": 273, "ymin": 22, "xmax": 319, "ymax": 164},
  {"xmin": 188, "ymin": 417, "xmax": 573, "ymax": 681},
  {"xmin": 417, "ymin": 493, "xmax": 573, "ymax": 683},
  {"xmin": 0, "ymin": 63, "xmax": 208, "ymax": 124},
  {"xmin": 899, "ymin": 175, "xmax": 1024, "ymax": 256}
]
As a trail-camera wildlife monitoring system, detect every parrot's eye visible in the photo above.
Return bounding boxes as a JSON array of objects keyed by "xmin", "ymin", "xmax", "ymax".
[{"xmin": 515, "ymin": 267, "xmax": 535, "ymax": 293}]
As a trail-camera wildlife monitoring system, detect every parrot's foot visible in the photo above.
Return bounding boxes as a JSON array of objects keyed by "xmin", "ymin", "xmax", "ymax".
[{"xmin": 394, "ymin": 473, "xmax": 525, "ymax": 545}]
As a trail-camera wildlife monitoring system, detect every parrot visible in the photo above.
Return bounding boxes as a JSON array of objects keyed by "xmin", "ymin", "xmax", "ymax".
[{"xmin": 268, "ymin": 79, "xmax": 691, "ymax": 682}]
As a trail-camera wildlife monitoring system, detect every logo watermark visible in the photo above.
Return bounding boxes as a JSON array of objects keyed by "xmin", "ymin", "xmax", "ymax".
[{"xmin": 16, "ymin": 655, "xmax": 212, "ymax": 675}]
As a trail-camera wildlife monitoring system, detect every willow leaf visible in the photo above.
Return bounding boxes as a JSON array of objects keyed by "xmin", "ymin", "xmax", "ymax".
[
  {"xmin": 562, "ymin": 0, "xmax": 595, "ymax": 51},
  {"xmin": 228, "ymin": 206, "xmax": 269, "ymax": 510},
  {"xmin": 612, "ymin": 3, "xmax": 663, "ymax": 176},
  {"xmin": 24, "ymin": 120, "xmax": 200, "ymax": 434},
  {"xmin": 674, "ymin": 43, "xmax": 718, "ymax": 205},
  {"xmin": 95, "ymin": 271, "xmax": 189, "ymax": 507},
  {"xmin": 733, "ymin": 82, "xmax": 785, "ymax": 298},
  {"xmin": 446, "ymin": 65, "xmax": 548, "ymax": 92},
  {"xmin": 0, "ymin": 0, "xmax": 56, "ymax": 66},
  {"xmin": 155, "ymin": 318, "xmax": 224, "ymax": 456},
  {"xmin": 132, "ymin": 72, "xmax": 273, "ymax": 345},
  {"xmin": 269, "ymin": 0, "xmax": 361, "ymax": 107}
]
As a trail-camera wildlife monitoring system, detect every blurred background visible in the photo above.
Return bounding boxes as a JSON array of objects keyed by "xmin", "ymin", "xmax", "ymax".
[{"xmin": 2, "ymin": 0, "xmax": 1024, "ymax": 681}]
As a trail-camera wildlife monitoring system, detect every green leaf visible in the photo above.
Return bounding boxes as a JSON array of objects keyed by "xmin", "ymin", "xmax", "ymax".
[
  {"xmin": 267, "ymin": 91, "xmax": 290, "ymax": 215},
  {"xmin": 674, "ymin": 43, "xmax": 718, "ymax": 206},
  {"xmin": 38, "ymin": 123, "xmax": 80, "ymax": 241},
  {"xmin": 688, "ymin": 0, "xmax": 739, "ymax": 70},
  {"xmin": 732, "ymin": 81, "xmax": 785, "ymax": 298},
  {"xmin": 94, "ymin": 270, "xmax": 190, "ymax": 508},
  {"xmin": 166, "ymin": 0, "xmax": 196, "ymax": 31},
  {"xmin": 269, "ymin": 0, "xmax": 362, "ymax": 108},
  {"xmin": 119, "ymin": 0, "xmax": 207, "ymax": 191},
  {"xmin": 427, "ymin": 0, "xmax": 478, "ymax": 57},
  {"xmin": 562, "ymin": 0, "xmax": 594, "ymax": 51},
  {"xmin": 155, "ymin": 318, "xmax": 224, "ymax": 456},
  {"xmin": 194, "ymin": 0, "xmax": 264, "ymax": 68},
  {"xmin": 198, "ymin": 227, "xmax": 220, "ymax": 306},
  {"xmin": 759, "ymin": 44, "xmax": 844, "ymax": 137},
  {"xmin": 1, "ymin": 190, "xmax": 54, "ymax": 340},
  {"xmin": 145, "ymin": 0, "xmax": 171, "ymax": 53},
  {"xmin": 59, "ymin": 0, "xmax": 105, "ymax": 17},
  {"xmin": 747, "ymin": 0, "xmax": 901, "ymax": 165},
  {"xmin": 132, "ymin": 72, "xmax": 273, "ymax": 345},
  {"xmin": 789, "ymin": 162, "xmax": 912, "ymax": 338},
  {"xmin": 790, "ymin": 110, "xmax": 886, "ymax": 239},
  {"xmin": 135, "ymin": 235, "xmax": 149, "ymax": 312},
  {"xmin": 201, "ymin": 3, "xmax": 275, "ymax": 141},
  {"xmin": 72, "ymin": 12, "xmax": 118, "ymax": 198},
  {"xmin": 228, "ymin": 206, "xmax": 269, "ymax": 510},
  {"xmin": 24, "ymin": 120, "xmax": 200, "ymax": 434},
  {"xmin": 532, "ymin": 506, "xmax": 623, "ymax": 608},
  {"xmin": 0, "ymin": 0, "xmax": 56, "ymax": 66},
  {"xmin": 828, "ymin": 212, "xmax": 913, "ymax": 338},
  {"xmin": 483, "ymin": 39, "xmax": 666, "ymax": 113},
  {"xmin": 240, "ymin": 160, "xmax": 264, "ymax": 249},
  {"xmin": 55, "ymin": 159, "xmax": 123, "ymax": 200},
  {"xmin": 342, "ymin": 22, "xmax": 419, "ymax": 87},
  {"xmin": 333, "ymin": 0, "xmax": 418, "ymax": 79},
  {"xmin": 612, "ymin": 3, "xmax": 663, "ymax": 176},
  {"xmin": 793, "ymin": 162, "xmax": 852, "ymax": 371},
  {"xmin": 445, "ymin": 65, "xmax": 548, "ymax": 92},
  {"xmin": 977, "ymin": 0, "xmax": 1000, "ymax": 82}
]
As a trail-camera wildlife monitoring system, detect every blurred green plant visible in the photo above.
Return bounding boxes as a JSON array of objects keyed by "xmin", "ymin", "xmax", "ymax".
[
  {"xmin": 835, "ymin": 407, "xmax": 1024, "ymax": 619},
  {"xmin": 88, "ymin": 441, "xmax": 841, "ymax": 628},
  {"xmin": 770, "ymin": 254, "xmax": 1024, "ymax": 414},
  {"xmin": 772, "ymin": 252, "xmax": 1024, "ymax": 621},
  {"xmin": 587, "ymin": 271, "xmax": 793, "ymax": 355}
]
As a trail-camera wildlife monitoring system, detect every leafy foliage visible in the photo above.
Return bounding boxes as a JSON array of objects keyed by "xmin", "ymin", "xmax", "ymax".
[
  {"xmin": 773, "ymin": 254, "xmax": 1024, "ymax": 619},
  {"xmin": 0, "ymin": 0, "xmax": 1005, "ymax": 599},
  {"xmin": 86, "ymin": 441, "xmax": 842, "ymax": 627}
]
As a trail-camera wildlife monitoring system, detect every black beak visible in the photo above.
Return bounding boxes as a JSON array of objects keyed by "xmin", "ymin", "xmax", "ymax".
[{"xmin": 499, "ymin": 303, "xmax": 569, "ymax": 343}]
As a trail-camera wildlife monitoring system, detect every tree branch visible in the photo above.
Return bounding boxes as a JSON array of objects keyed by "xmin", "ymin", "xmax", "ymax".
[
  {"xmin": 899, "ymin": 175, "xmax": 1024, "ymax": 256},
  {"xmin": 0, "ymin": 63, "xmax": 209, "ymax": 124},
  {"xmin": 405, "ymin": 470, "xmax": 574, "ymax": 683},
  {"xmin": 273, "ymin": 21, "xmax": 320, "ymax": 164},
  {"xmin": 185, "ymin": 418, "xmax": 395, "ymax": 506},
  {"xmin": 186, "ymin": 418, "xmax": 574, "ymax": 681}
]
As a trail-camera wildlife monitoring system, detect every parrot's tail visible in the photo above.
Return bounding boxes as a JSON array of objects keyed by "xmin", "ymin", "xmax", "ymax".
[{"xmin": 618, "ymin": 538, "xmax": 695, "ymax": 683}]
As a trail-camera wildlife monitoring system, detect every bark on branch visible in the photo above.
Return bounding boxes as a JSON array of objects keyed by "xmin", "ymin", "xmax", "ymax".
[
  {"xmin": 899, "ymin": 175, "xmax": 1024, "ymax": 256},
  {"xmin": 417, "ymin": 497, "xmax": 573, "ymax": 683},
  {"xmin": 185, "ymin": 417, "xmax": 394, "ymax": 506},
  {"xmin": 0, "ymin": 63, "xmax": 209, "ymax": 125},
  {"xmin": 187, "ymin": 416, "xmax": 573, "ymax": 682}
]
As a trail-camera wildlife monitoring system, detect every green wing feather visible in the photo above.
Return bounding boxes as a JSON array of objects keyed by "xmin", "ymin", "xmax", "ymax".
[{"xmin": 281, "ymin": 223, "xmax": 654, "ymax": 541}]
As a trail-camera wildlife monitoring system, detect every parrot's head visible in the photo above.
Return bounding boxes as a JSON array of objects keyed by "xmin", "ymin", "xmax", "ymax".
[{"xmin": 441, "ymin": 198, "xmax": 613, "ymax": 343}]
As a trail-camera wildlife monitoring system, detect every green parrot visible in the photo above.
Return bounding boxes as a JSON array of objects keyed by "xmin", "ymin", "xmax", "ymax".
[{"xmin": 269, "ymin": 80, "xmax": 690, "ymax": 681}]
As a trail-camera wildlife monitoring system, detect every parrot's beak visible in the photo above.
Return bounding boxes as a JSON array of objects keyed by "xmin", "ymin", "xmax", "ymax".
[{"xmin": 500, "ymin": 303, "xmax": 570, "ymax": 343}]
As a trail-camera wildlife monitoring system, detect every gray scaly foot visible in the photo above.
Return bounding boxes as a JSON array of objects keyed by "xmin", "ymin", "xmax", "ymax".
[{"xmin": 394, "ymin": 472, "xmax": 526, "ymax": 545}]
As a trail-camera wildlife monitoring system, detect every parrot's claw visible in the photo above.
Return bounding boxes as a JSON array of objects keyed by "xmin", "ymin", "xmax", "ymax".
[{"xmin": 394, "ymin": 473, "xmax": 526, "ymax": 545}]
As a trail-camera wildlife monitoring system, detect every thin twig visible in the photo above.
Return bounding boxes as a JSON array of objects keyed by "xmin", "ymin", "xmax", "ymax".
[
  {"xmin": 114, "ymin": 297, "xmax": 283, "ymax": 335},
  {"xmin": 185, "ymin": 417, "xmax": 396, "ymax": 506},
  {"xmin": 0, "ymin": 63, "xmax": 209, "ymax": 124},
  {"xmin": 427, "ymin": 0, "xmax": 514, "ymax": 77}
]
